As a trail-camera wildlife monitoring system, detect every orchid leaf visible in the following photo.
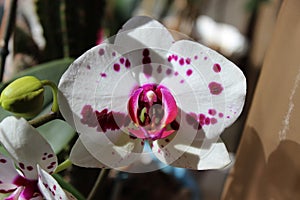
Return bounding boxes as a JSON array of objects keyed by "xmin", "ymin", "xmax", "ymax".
[{"xmin": 37, "ymin": 117, "xmax": 75, "ymax": 154}]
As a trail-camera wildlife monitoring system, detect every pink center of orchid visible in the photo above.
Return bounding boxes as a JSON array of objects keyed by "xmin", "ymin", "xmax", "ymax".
[
  {"xmin": 13, "ymin": 175, "xmax": 40, "ymax": 199},
  {"xmin": 127, "ymin": 84, "xmax": 178, "ymax": 140}
]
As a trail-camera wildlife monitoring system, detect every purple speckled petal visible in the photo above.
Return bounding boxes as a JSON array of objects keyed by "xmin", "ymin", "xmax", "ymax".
[
  {"xmin": 163, "ymin": 40, "xmax": 246, "ymax": 138},
  {"xmin": 0, "ymin": 117, "xmax": 57, "ymax": 180},
  {"xmin": 58, "ymin": 43, "xmax": 138, "ymax": 130},
  {"xmin": 37, "ymin": 165, "xmax": 72, "ymax": 200},
  {"xmin": 151, "ymin": 133, "xmax": 231, "ymax": 170},
  {"xmin": 0, "ymin": 154, "xmax": 18, "ymax": 192}
]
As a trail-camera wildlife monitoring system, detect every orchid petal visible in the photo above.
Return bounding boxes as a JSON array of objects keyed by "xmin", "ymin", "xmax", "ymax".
[
  {"xmin": 58, "ymin": 43, "xmax": 137, "ymax": 130},
  {"xmin": 77, "ymin": 129, "xmax": 144, "ymax": 169},
  {"xmin": 159, "ymin": 87, "xmax": 178, "ymax": 127},
  {"xmin": 70, "ymin": 139, "xmax": 107, "ymax": 168},
  {"xmin": 19, "ymin": 184, "xmax": 41, "ymax": 200},
  {"xmin": 162, "ymin": 40, "xmax": 246, "ymax": 138},
  {"xmin": 0, "ymin": 154, "xmax": 18, "ymax": 192},
  {"xmin": 152, "ymin": 135, "xmax": 230, "ymax": 170},
  {"xmin": 0, "ymin": 117, "xmax": 57, "ymax": 179},
  {"xmin": 127, "ymin": 88, "xmax": 143, "ymax": 125},
  {"xmin": 149, "ymin": 112, "xmax": 230, "ymax": 170},
  {"xmin": 114, "ymin": 16, "xmax": 174, "ymax": 52},
  {"xmin": 5, "ymin": 187, "xmax": 22, "ymax": 200},
  {"xmin": 37, "ymin": 165, "xmax": 72, "ymax": 200}
]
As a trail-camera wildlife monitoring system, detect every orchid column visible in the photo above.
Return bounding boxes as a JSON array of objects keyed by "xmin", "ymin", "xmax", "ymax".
[{"xmin": 58, "ymin": 16, "xmax": 246, "ymax": 172}]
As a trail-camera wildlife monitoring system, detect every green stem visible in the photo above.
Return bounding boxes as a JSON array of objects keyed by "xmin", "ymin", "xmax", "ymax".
[
  {"xmin": 29, "ymin": 112, "xmax": 62, "ymax": 128},
  {"xmin": 54, "ymin": 159, "xmax": 73, "ymax": 174},
  {"xmin": 41, "ymin": 80, "xmax": 59, "ymax": 113},
  {"xmin": 87, "ymin": 169, "xmax": 110, "ymax": 200}
]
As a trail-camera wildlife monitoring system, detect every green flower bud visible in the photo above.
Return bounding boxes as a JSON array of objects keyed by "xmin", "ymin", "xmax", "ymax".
[{"xmin": 0, "ymin": 76, "xmax": 44, "ymax": 118}]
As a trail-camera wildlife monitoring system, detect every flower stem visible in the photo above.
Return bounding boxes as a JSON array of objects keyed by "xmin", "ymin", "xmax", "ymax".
[
  {"xmin": 41, "ymin": 80, "xmax": 59, "ymax": 113},
  {"xmin": 54, "ymin": 159, "xmax": 73, "ymax": 174},
  {"xmin": 29, "ymin": 112, "xmax": 62, "ymax": 128},
  {"xmin": 87, "ymin": 169, "xmax": 110, "ymax": 200}
]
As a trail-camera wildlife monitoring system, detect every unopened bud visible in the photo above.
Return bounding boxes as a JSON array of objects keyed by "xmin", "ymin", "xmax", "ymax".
[{"xmin": 0, "ymin": 76, "xmax": 44, "ymax": 118}]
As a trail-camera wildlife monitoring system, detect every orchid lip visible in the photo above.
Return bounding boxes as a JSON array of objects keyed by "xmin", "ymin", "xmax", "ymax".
[{"xmin": 127, "ymin": 83, "xmax": 178, "ymax": 140}]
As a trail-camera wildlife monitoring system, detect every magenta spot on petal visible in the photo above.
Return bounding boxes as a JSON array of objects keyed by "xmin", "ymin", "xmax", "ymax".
[
  {"xmin": 186, "ymin": 58, "xmax": 191, "ymax": 64},
  {"xmin": 81, "ymin": 105, "xmax": 98, "ymax": 127},
  {"xmin": 199, "ymin": 114, "xmax": 206, "ymax": 121},
  {"xmin": 204, "ymin": 56, "xmax": 208, "ymax": 60},
  {"xmin": 143, "ymin": 49, "xmax": 150, "ymax": 57},
  {"xmin": 194, "ymin": 55, "xmax": 198, "ymax": 60},
  {"xmin": 47, "ymin": 154, "xmax": 54, "ymax": 158},
  {"xmin": 113, "ymin": 63, "xmax": 120, "ymax": 72},
  {"xmin": 19, "ymin": 163, "xmax": 25, "ymax": 170},
  {"xmin": 86, "ymin": 65, "xmax": 91, "ymax": 70},
  {"xmin": 53, "ymin": 185, "xmax": 57, "ymax": 191},
  {"xmin": 44, "ymin": 152, "xmax": 47, "ymax": 155},
  {"xmin": 98, "ymin": 48, "xmax": 105, "ymax": 56},
  {"xmin": 213, "ymin": 63, "xmax": 221, "ymax": 73},
  {"xmin": 174, "ymin": 55, "xmax": 178, "ymax": 61},
  {"xmin": 120, "ymin": 57, "xmax": 125, "ymax": 64},
  {"xmin": 219, "ymin": 113, "xmax": 224, "ymax": 118},
  {"xmin": 180, "ymin": 79, "xmax": 184, "ymax": 84},
  {"xmin": 157, "ymin": 65, "xmax": 162, "ymax": 73},
  {"xmin": 143, "ymin": 65, "xmax": 153, "ymax": 78},
  {"xmin": 47, "ymin": 165, "xmax": 54, "ymax": 170},
  {"xmin": 141, "ymin": 141, "xmax": 145, "ymax": 146},
  {"xmin": 211, "ymin": 118, "xmax": 217, "ymax": 124},
  {"xmin": 0, "ymin": 159, "xmax": 6, "ymax": 163},
  {"xmin": 27, "ymin": 166, "xmax": 33, "ymax": 171},
  {"xmin": 166, "ymin": 68, "xmax": 172, "ymax": 75},
  {"xmin": 125, "ymin": 59, "xmax": 131, "ymax": 68},
  {"xmin": 100, "ymin": 73, "xmax": 107, "ymax": 77},
  {"xmin": 42, "ymin": 157, "xmax": 46, "ymax": 160},
  {"xmin": 168, "ymin": 55, "xmax": 172, "ymax": 62},
  {"xmin": 142, "ymin": 57, "xmax": 151, "ymax": 64},
  {"xmin": 174, "ymin": 71, "xmax": 179, "ymax": 76},
  {"xmin": 81, "ymin": 106, "xmax": 129, "ymax": 133},
  {"xmin": 179, "ymin": 58, "xmax": 184, "ymax": 66},
  {"xmin": 186, "ymin": 69, "xmax": 193, "ymax": 76},
  {"xmin": 205, "ymin": 117, "xmax": 210, "ymax": 125},
  {"xmin": 227, "ymin": 116, "xmax": 230, "ymax": 119},
  {"xmin": 112, "ymin": 52, "xmax": 116, "ymax": 56},
  {"xmin": 208, "ymin": 109, "xmax": 217, "ymax": 116},
  {"xmin": 208, "ymin": 82, "xmax": 223, "ymax": 95}
]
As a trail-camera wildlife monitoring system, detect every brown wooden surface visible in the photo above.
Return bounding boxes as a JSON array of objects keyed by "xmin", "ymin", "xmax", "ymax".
[{"xmin": 222, "ymin": 0, "xmax": 300, "ymax": 199}]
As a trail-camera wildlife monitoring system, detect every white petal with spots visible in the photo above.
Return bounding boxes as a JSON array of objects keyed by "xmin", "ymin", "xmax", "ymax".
[
  {"xmin": 0, "ymin": 154, "xmax": 18, "ymax": 191},
  {"xmin": 0, "ymin": 117, "xmax": 57, "ymax": 179},
  {"xmin": 165, "ymin": 40, "xmax": 246, "ymax": 138},
  {"xmin": 37, "ymin": 166, "xmax": 74, "ymax": 200}
]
